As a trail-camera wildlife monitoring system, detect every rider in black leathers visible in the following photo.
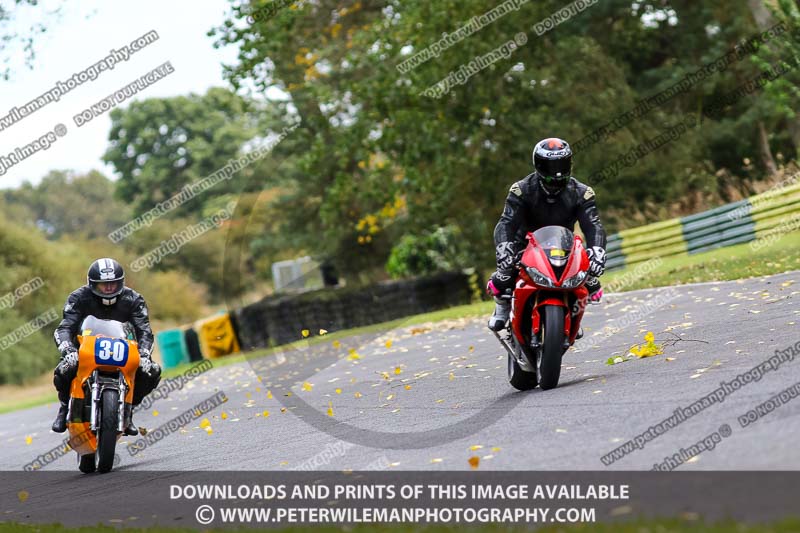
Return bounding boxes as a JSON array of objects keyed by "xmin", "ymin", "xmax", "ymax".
[
  {"xmin": 487, "ymin": 138, "xmax": 607, "ymax": 331},
  {"xmin": 51, "ymin": 258, "xmax": 161, "ymax": 435}
]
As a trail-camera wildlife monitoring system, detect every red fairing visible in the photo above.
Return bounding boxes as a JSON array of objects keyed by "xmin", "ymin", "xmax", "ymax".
[
  {"xmin": 520, "ymin": 233, "xmax": 556, "ymax": 281},
  {"xmin": 509, "ymin": 230, "xmax": 591, "ymax": 346},
  {"xmin": 560, "ymin": 235, "xmax": 588, "ymax": 285}
]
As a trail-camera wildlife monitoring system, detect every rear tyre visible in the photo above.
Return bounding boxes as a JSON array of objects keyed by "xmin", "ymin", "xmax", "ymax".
[
  {"xmin": 78, "ymin": 453, "xmax": 96, "ymax": 474},
  {"xmin": 537, "ymin": 305, "xmax": 566, "ymax": 390},
  {"xmin": 95, "ymin": 389, "xmax": 119, "ymax": 473},
  {"xmin": 508, "ymin": 351, "xmax": 538, "ymax": 391}
]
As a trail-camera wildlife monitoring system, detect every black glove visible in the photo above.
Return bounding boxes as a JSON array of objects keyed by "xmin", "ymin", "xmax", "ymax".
[
  {"xmin": 586, "ymin": 246, "xmax": 606, "ymax": 277},
  {"xmin": 139, "ymin": 353, "xmax": 160, "ymax": 376},
  {"xmin": 56, "ymin": 350, "xmax": 79, "ymax": 373}
]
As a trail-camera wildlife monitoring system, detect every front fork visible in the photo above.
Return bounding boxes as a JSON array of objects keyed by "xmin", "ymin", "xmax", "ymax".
[{"xmin": 88, "ymin": 370, "xmax": 127, "ymax": 433}]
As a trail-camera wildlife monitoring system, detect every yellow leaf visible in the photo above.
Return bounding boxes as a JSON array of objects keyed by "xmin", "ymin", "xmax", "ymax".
[
  {"xmin": 644, "ymin": 331, "xmax": 655, "ymax": 343},
  {"xmin": 449, "ymin": 372, "xmax": 454, "ymax": 381},
  {"xmin": 263, "ymin": 410, "xmax": 270, "ymax": 417},
  {"xmin": 18, "ymin": 491, "xmax": 28, "ymax": 503},
  {"xmin": 468, "ymin": 456, "xmax": 480, "ymax": 469},
  {"xmin": 381, "ymin": 371, "xmax": 390, "ymax": 380},
  {"xmin": 394, "ymin": 366, "xmax": 402, "ymax": 375},
  {"xmin": 404, "ymin": 384, "xmax": 412, "ymax": 390},
  {"xmin": 333, "ymin": 340, "xmax": 341, "ymax": 348},
  {"xmin": 469, "ymin": 445, "xmax": 483, "ymax": 451},
  {"xmin": 491, "ymin": 447, "xmax": 501, "ymax": 452},
  {"xmin": 301, "ymin": 329, "xmax": 310, "ymax": 338},
  {"xmin": 302, "ymin": 381, "xmax": 313, "ymax": 392},
  {"xmin": 267, "ymin": 390, "xmax": 273, "ymax": 399},
  {"xmin": 221, "ymin": 412, "xmax": 228, "ymax": 420},
  {"xmin": 385, "ymin": 340, "xmax": 393, "ymax": 349},
  {"xmin": 335, "ymin": 388, "xmax": 342, "ymax": 394},
  {"xmin": 204, "ymin": 427, "xmax": 213, "ymax": 435},
  {"xmin": 200, "ymin": 418, "xmax": 211, "ymax": 429},
  {"xmin": 25, "ymin": 435, "xmax": 32, "ymax": 445},
  {"xmin": 327, "ymin": 401, "xmax": 334, "ymax": 417}
]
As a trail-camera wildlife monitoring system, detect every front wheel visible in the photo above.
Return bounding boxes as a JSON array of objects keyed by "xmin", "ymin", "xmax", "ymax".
[
  {"xmin": 537, "ymin": 305, "xmax": 566, "ymax": 390},
  {"xmin": 95, "ymin": 389, "xmax": 120, "ymax": 473}
]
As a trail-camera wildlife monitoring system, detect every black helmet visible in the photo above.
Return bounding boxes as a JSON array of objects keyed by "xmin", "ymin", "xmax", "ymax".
[
  {"xmin": 533, "ymin": 137, "xmax": 572, "ymax": 195},
  {"xmin": 87, "ymin": 258, "xmax": 125, "ymax": 305}
]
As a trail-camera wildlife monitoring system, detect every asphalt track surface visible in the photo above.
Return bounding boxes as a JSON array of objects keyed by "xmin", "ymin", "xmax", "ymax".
[{"xmin": 2, "ymin": 270, "xmax": 799, "ymax": 473}]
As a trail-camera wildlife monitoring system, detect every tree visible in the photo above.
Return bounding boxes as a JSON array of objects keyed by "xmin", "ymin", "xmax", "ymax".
[
  {"xmin": 210, "ymin": 0, "xmax": 792, "ymax": 278},
  {"xmin": 103, "ymin": 87, "xmax": 261, "ymax": 216},
  {"xmin": 2, "ymin": 170, "xmax": 132, "ymax": 239},
  {"xmin": 0, "ymin": 0, "xmax": 66, "ymax": 79}
]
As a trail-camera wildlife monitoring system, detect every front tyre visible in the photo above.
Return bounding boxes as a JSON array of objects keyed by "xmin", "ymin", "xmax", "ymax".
[
  {"xmin": 537, "ymin": 305, "xmax": 566, "ymax": 390},
  {"xmin": 95, "ymin": 389, "xmax": 119, "ymax": 473}
]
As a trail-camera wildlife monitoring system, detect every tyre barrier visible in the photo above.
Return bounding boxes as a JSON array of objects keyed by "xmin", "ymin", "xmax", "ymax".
[{"xmin": 156, "ymin": 271, "xmax": 473, "ymax": 363}]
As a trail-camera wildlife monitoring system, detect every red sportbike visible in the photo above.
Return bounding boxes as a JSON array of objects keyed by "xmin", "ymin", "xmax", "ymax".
[{"xmin": 493, "ymin": 226, "xmax": 590, "ymax": 391}]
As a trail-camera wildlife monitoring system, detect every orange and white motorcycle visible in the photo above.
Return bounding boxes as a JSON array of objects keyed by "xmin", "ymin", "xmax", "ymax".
[{"xmin": 67, "ymin": 315, "xmax": 140, "ymax": 473}]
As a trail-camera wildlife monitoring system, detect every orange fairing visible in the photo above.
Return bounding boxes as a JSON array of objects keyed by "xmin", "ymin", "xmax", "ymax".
[
  {"xmin": 67, "ymin": 421, "xmax": 97, "ymax": 456},
  {"xmin": 70, "ymin": 335, "xmax": 140, "ymax": 404}
]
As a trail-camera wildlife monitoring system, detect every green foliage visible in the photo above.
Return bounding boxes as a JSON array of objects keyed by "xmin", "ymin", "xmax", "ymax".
[
  {"xmin": 2, "ymin": 170, "xmax": 132, "ymax": 239},
  {"xmin": 0, "ymin": 213, "xmax": 75, "ymax": 384},
  {"xmin": 208, "ymin": 0, "xmax": 790, "ymax": 275},
  {"xmin": 0, "ymin": 0, "xmax": 66, "ymax": 80},
  {"xmin": 134, "ymin": 270, "xmax": 208, "ymax": 323},
  {"xmin": 102, "ymin": 87, "xmax": 259, "ymax": 216},
  {"xmin": 386, "ymin": 226, "xmax": 472, "ymax": 278},
  {"xmin": 0, "ymin": 307, "xmax": 55, "ymax": 385}
]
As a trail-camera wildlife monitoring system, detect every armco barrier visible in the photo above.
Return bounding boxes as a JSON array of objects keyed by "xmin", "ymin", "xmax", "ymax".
[
  {"xmin": 233, "ymin": 271, "xmax": 473, "ymax": 350},
  {"xmin": 607, "ymin": 180, "xmax": 800, "ymax": 270}
]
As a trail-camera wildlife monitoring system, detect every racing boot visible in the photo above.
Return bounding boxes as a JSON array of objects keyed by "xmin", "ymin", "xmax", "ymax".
[
  {"xmin": 51, "ymin": 401, "xmax": 68, "ymax": 433},
  {"xmin": 123, "ymin": 403, "xmax": 138, "ymax": 436},
  {"xmin": 487, "ymin": 297, "xmax": 511, "ymax": 331}
]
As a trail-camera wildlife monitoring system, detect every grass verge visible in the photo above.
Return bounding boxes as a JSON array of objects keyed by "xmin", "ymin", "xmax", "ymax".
[{"xmin": 604, "ymin": 231, "xmax": 800, "ymax": 292}]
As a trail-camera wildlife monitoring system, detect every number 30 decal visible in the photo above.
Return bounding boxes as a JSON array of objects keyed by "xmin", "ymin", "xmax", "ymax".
[{"xmin": 94, "ymin": 339, "xmax": 129, "ymax": 366}]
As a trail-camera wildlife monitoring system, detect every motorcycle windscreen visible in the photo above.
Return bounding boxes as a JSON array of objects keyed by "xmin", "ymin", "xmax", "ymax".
[
  {"xmin": 79, "ymin": 315, "xmax": 137, "ymax": 341},
  {"xmin": 532, "ymin": 226, "xmax": 574, "ymax": 269}
]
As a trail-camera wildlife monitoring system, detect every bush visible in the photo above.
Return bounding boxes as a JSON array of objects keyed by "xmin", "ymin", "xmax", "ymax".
[{"xmin": 386, "ymin": 226, "xmax": 473, "ymax": 279}]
